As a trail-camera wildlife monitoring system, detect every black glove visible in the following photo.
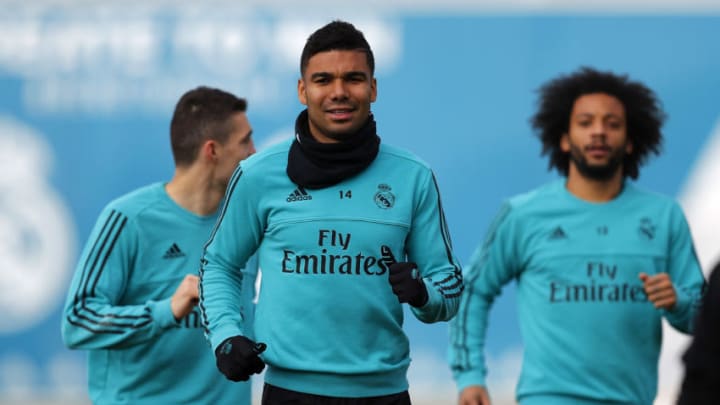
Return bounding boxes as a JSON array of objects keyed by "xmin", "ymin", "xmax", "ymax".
[
  {"xmin": 381, "ymin": 245, "xmax": 429, "ymax": 308},
  {"xmin": 215, "ymin": 335, "xmax": 266, "ymax": 382}
]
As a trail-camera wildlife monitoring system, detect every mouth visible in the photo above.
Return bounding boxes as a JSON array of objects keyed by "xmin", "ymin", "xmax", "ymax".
[
  {"xmin": 326, "ymin": 107, "xmax": 355, "ymax": 121},
  {"xmin": 585, "ymin": 145, "xmax": 610, "ymax": 158}
]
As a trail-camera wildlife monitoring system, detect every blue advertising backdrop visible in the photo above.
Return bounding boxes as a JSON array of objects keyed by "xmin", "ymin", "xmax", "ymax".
[{"xmin": 1, "ymin": 2, "xmax": 719, "ymax": 404}]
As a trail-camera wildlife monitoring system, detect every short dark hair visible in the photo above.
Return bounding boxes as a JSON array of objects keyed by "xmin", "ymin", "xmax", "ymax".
[
  {"xmin": 530, "ymin": 66, "xmax": 666, "ymax": 179},
  {"xmin": 169, "ymin": 86, "xmax": 247, "ymax": 167},
  {"xmin": 300, "ymin": 20, "xmax": 375, "ymax": 76}
]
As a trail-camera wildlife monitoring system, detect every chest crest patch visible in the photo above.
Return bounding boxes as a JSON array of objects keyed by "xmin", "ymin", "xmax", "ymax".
[{"xmin": 374, "ymin": 184, "xmax": 395, "ymax": 209}]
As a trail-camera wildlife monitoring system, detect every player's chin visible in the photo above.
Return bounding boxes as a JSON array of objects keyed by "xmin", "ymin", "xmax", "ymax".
[
  {"xmin": 584, "ymin": 156, "xmax": 610, "ymax": 165},
  {"xmin": 327, "ymin": 122, "xmax": 363, "ymax": 138}
]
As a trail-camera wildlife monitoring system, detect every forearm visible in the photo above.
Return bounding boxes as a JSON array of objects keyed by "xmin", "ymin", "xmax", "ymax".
[
  {"xmin": 199, "ymin": 260, "xmax": 246, "ymax": 350},
  {"xmin": 411, "ymin": 272, "xmax": 463, "ymax": 323},
  {"xmin": 664, "ymin": 285, "xmax": 702, "ymax": 334},
  {"xmin": 62, "ymin": 297, "xmax": 176, "ymax": 350},
  {"xmin": 449, "ymin": 281, "xmax": 496, "ymax": 390}
]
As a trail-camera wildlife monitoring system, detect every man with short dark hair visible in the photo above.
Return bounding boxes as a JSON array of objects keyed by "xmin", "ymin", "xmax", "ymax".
[
  {"xmin": 199, "ymin": 20, "xmax": 463, "ymax": 405},
  {"xmin": 62, "ymin": 86, "xmax": 256, "ymax": 404}
]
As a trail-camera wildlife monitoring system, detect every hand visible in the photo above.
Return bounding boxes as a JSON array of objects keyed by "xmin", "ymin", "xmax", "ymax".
[
  {"xmin": 639, "ymin": 272, "xmax": 677, "ymax": 310},
  {"xmin": 215, "ymin": 335, "xmax": 267, "ymax": 382},
  {"xmin": 171, "ymin": 274, "xmax": 199, "ymax": 320},
  {"xmin": 380, "ymin": 245, "xmax": 428, "ymax": 308},
  {"xmin": 459, "ymin": 385, "xmax": 491, "ymax": 405}
]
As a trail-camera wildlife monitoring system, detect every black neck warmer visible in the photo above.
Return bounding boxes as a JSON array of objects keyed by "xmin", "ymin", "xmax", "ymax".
[{"xmin": 286, "ymin": 109, "xmax": 380, "ymax": 189}]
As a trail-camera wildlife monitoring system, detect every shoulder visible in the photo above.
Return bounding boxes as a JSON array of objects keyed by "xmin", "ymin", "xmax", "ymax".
[
  {"xmin": 623, "ymin": 182, "xmax": 686, "ymax": 217},
  {"xmin": 370, "ymin": 144, "xmax": 435, "ymax": 188},
  {"xmin": 506, "ymin": 181, "xmax": 562, "ymax": 212},
  {"xmin": 104, "ymin": 182, "xmax": 165, "ymax": 219},
  {"xmin": 245, "ymin": 138, "xmax": 291, "ymax": 167},
  {"xmin": 484, "ymin": 181, "xmax": 566, "ymax": 231},
  {"xmin": 625, "ymin": 181, "xmax": 678, "ymax": 205},
  {"xmin": 372, "ymin": 144, "xmax": 443, "ymax": 197},
  {"xmin": 376, "ymin": 143, "xmax": 430, "ymax": 170},
  {"xmin": 239, "ymin": 138, "xmax": 291, "ymax": 176}
]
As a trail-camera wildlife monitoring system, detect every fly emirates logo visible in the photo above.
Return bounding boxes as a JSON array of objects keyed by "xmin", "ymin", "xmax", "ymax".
[
  {"xmin": 282, "ymin": 229, "xmax": 390, "ymax": 276},
  {"xmin": 549, "ymin": 261, "xmax": 648, "ymax": 303}
]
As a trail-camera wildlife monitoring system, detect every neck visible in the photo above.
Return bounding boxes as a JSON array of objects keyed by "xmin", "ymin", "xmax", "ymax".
[
  {"xmin": 165, "ymin": 165, "xmax": 225, "ymax": 216},
  {"xmin": 565, "ymin": 164, "xmax": 624, "ymax": 203}
]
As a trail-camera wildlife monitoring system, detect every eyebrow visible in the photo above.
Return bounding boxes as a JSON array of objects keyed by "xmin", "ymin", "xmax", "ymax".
[
  {"xmin": 310, "ymin": 71, "xmax": 369, "ymax": 80},
  {"xmin": 574, "ymin": 112, "xmax": 624, "ymax": 119}
]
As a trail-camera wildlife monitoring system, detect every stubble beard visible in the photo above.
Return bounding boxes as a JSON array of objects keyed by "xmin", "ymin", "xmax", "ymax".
[{"xmin": 568, "ymin": 143, "xmax": 625, "ymax": 181}]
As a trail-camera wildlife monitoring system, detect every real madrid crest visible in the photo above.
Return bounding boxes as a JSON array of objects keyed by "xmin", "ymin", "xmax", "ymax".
[
  {"xmin": 638, "ymin": 217, "xmax": 656, "ymax": 240},
  {"xmin": 374, "ymin": 184, "xmax": 395, "ymax": 209}
]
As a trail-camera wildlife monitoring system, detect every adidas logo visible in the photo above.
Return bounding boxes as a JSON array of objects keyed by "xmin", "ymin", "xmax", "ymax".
[
  {"xmin": 286, "ymin": 186, "xmax": 312, "ymax": 202},
  {"xmin": 163, "ymin": 243, "xmax": 186, "ymax": 259},
  {"xmin": 548, "ymin": 226, "xmax": 567, "ymax": 240}
]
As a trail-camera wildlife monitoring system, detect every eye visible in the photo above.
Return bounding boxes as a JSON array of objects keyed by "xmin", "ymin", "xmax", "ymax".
[
  {"xmin": 311, "ymin": 74, "xmax": 331, "ymax": 84},
  {"xmin": 577, "ymin": 120, "xmax": 591, "ymax": 127},
  {"xmin": 345, "ymin": 73, "xmax": 367, "ymax": 83},
  {"xmin": 239, "ymin": 133, "xmax": 252, "ymax": 145},
  {"xmin": 607, "ymin": 120, "xmax": 623, "ymax": 129}
]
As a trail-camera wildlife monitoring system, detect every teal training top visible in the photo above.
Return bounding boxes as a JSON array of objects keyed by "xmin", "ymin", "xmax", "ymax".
[
  {"xmin": 62, "ymin": 183, "xmax": 254, "ymax": 405},
  {"xmin": 449, "ymin": 180, "xmax": 705, "ymax": 405},
  {"xmin": 199, "ymin": 139, "xmax": 463, "ymax": 398}
]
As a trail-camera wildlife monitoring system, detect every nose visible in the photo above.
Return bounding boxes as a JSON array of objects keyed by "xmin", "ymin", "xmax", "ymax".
[
  {"xmin": 591, "ymin": 120, "xmax": 606, "ymax": 134},
  {"xmin": 590, "ymin": 121, "xmax": 609, "ymax": 140},
  {"xmin": 330, "ymin": 79, "xmax": 349, "ymax": 100}
]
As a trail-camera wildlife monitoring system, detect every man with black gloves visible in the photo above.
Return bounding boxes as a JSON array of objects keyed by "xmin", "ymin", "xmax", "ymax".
[{"xmin": 199, "ymin": 20, "xmax": 463, "ymax": 404}]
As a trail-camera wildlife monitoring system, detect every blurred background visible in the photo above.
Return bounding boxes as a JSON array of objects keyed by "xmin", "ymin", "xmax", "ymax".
[{"xmin": 1, "ymin": 0, "xmax": 720, "ymax": 404}]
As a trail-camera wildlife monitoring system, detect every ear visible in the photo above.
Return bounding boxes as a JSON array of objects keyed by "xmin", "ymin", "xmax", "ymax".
[
  {"xmin": 625, "ymin": 140, "xmax": 633, "ymax": 155},
  {"xmin": 298, "ymin": 78, "xmax": 308, "ymax": 106},
  {"xmin": 200, "ymin": 139, "xmax": 219, "ymax": 162},
  {"xmin": 560, "ymin": 133, "xmax": 570, "ymax": 152},
  {"xmin": 370, "ymin": 77, "xmax": 377, "ymax": 103}
]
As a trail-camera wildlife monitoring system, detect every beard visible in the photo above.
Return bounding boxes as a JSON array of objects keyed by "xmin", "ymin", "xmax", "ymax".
[{"xmin": 568, "ymin": 143, "xmax": 625, "ymax": 181}]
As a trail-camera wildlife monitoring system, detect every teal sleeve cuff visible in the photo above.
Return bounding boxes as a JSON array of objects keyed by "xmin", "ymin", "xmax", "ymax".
[
  {"xmin": 147, "ymin": 297, "xmax": 178, "ymax": 330},
  {"xmin": 410, "ymin": 280, "xmax": 444, "ymax": 323},
  {"xmin": 410, "ymin": 276, "xmax": 462, "ymax": 323},
  {"xmin": 454, "ymin": 369, "xmax": 487, "ymax": 392},
  {"xmin": 210, "ymin": 325, "xmax": 245, "ymax": 352},
  {"xmin": 662, "ymin": 286, "xmax": 693, "ymax": 334}
]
